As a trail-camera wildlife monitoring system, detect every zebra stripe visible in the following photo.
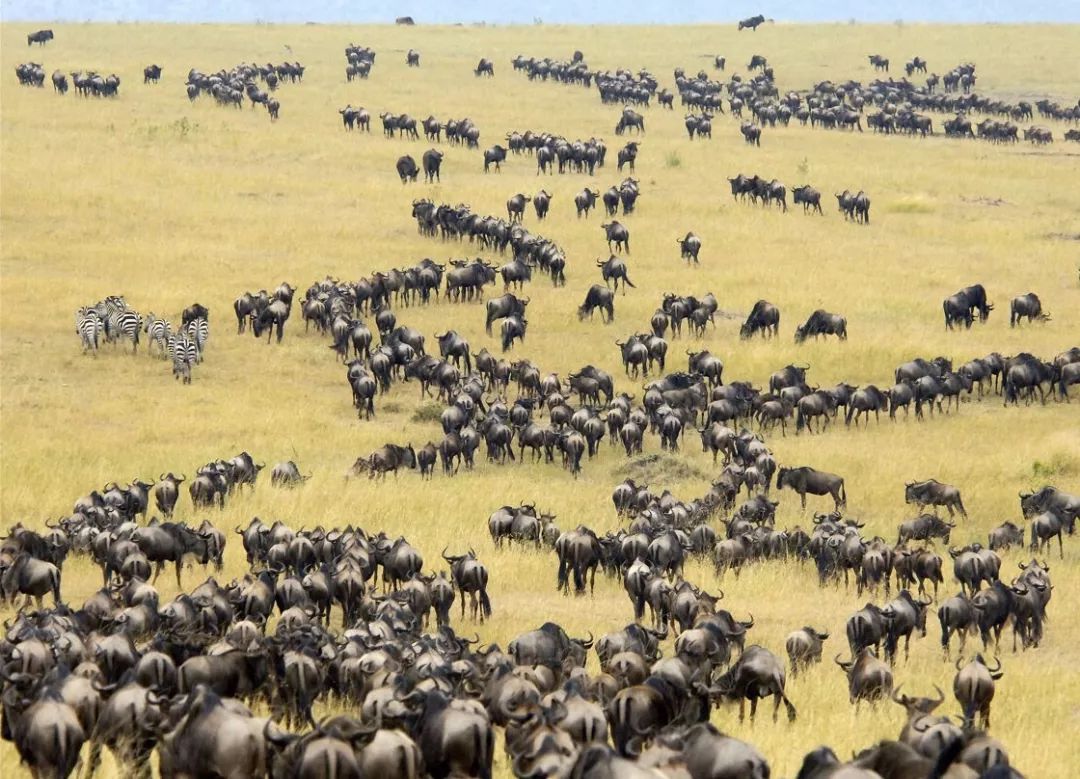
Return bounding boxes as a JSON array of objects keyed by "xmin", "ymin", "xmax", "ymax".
[
  {"xmin": 168, "ymin": 334, "xmax": 197, "ymax": 383},
  {"xmin": 108, "ymin": 310, "xmax": 142, "ymax": 352},
  {"xmin": 144, "ymin": 313, "xmax": 172, "ymax": 357},
  {"xmin": 185, "ymin": 317, "xmax": 209, "ymax": 363},
  {"xmin": 75, "ymin": 308, "xmax": 103, "ymax": 353}
]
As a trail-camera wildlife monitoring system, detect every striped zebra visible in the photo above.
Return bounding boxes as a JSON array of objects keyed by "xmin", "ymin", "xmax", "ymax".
[
  {"xmin": 185, "ymin": 317, "xmax": 209, "ymax": 363},
  {"xmin": 143, "ymin": 313, "xmax": 172, "ymax": 357},
  {"xmin": 92, "ymin": 296, "xmax": 128, "ymax": 341},
  {"xmin": 167, "ymin": 333, "xmax": 196, "ymax": 384},
  {"xmin": 75, "ymin": 307, "xmax": 104, "ymax": 353},
  {"xmin": 107, "ymin": 308, "xmax": 142, "ymax": 353}
]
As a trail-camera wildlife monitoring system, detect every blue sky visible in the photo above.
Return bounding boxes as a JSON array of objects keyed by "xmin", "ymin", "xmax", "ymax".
[{"xmin": 2, "ymin": 0, "xmax": 1078, "ymax": 23}]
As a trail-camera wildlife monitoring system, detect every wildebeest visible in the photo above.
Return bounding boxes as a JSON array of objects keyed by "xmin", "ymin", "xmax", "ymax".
[
  {"xmin": 475, "ymin": 58, "xmax": 495, "ymax": 76},
  {"xmin": 596, "ymin": 255, "xmax": 635, "ymax": 293},
  {"xmin": 352, "ymin": 443, "xmax": 417, "ymax": 479},
  {"xmin": 792, "ymin": 185, "xmax": 823, "ymax": 214},
  {"xmin": 740, "ymin": 122, "xmax": 762, "ymax": 146},
  {"xmin": 713, "ymin": 645, "xmax": 796, "ymax": 722},
  {"xmin": 836, "ymin": 190, "xmax": 871, "ymax": 224},
  {"xmin": 533, "ymin": 190, "xmax": 552, "ymax": 220},
  {"xmin": 483, "ymin": 145, "xmax": 507, "ymax": 172},
  {"xmin": 485, "ymin": 293, "xmax": 529, "ymax": 334},
  {"xmin": 835, "ymin": 648, "xmax": 893, "ymax": 707},
  {"xmin": 953, "ymin": 654, "xmax": 1003, "ymax": 728},
  {"xmin": 143, "ymin": 64, "xmax": 162, "ymax": 84},
  {"xmin": 739, "ymin": 14, "xmax": 766, "ymax": 31},
  {"xmin": 0, "ymin": 553, "xmax": 61, "ymax": 607},
  {"xmin": 897, "ymin": 514, "xmax": 954, "ymax": 545},
  {"xmin": 944, "ymin": 284, "xmax": 993, "ymax": 329},
  {"xmin": 422, "ymin": 149, "xmax": 443, "ymax": 182},
  {"xmin": 676, "ymin": 232, "xmax": 702, "ymax": 264},
  {"xmin": 740, "ymin": 300, "xmax": 780, "ymax": 339},
  {"xmin": 27, "ymin": 29, "xmax": 54, "ymax": 45},
  {"xmin": 1009, "ymin": 293, "xmax": 1048, "ymax": 326},
  {"xmin": 443, "ymin": 548, "xmax": 493, "ymax": 622},
  {"xmin": 845, "ymin": 385, "xmax": 889, "ymax": 427},
  {"xmin": 506, "ymin": 193, "xmax": 528, "ymax": 222},
  {"xmin": 777, "ymin": 466, "xmax": 846, "ymax": 510},
  {"xmin": 270, "ymin": 461, "xmax": 310, "ymax": 487},
  {"xmin": 396, "ymin": 155, "xmax": 419, "ymax": 183},
  {"xmin": 905, "ymin": 479, "xmax": 967, "ymax": 518},
  {"xmin": 794, "ymin": 310, "xmax": 847, "ymax": 343},
  {"xmin": 575, "ymin": 188, "xmax": 599, "ymax": 218},
  {"xmin": 501, "ymin": 315, "xmax": 528, "ymax": 352},
  {"xmin": 785, "ymin": 627, "xmax": 829, "ymax": 677},
  {"xmin": 1020, "ymin": 485, "xmax": 1080, "ymax": 525},
  {"xmin": 406, "ymin": 48, "xmax": 420, "ymax": 66},
  {"xmin": 601, "ymin": 221, "xmax": 630, "ymax": 253}
]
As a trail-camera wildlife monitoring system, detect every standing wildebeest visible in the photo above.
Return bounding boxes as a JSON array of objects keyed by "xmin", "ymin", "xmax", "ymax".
[
  {"xmin": 740, "ymin": 122, "xmax": 762, "ymax": 146},
  {"xmin": 836, "ymin": 190, "xmax": 871, "ymax": 223},
  {"xmin": 944, "ymin": 284, "xmax": 993, "ymax": 329},
  {"xmin": 1009, "ymin": 293, "xmax": 1048, "ymax": 326},
  {"xmin": 483, "ymin": 145, "xmax": 507, "ymax": 172},
  {"xmin": 501, "ymin": 315, "xmax": 527, "ymax": 352},
  {"xmin": 1, "ymin": 553, "xmax": 61, "ymax": 607},
  {"xmin": 251, "ymin": 300, "xmax": 291, "ymax": 343},
  {"xmin": 436, "ymin": 330, "xmax": 472, "ymax": 372},
  {"xmin": 846, "ymin": 385, "xmax": 889, "ymax": 427},
  {"xmin": 677, "ymin": 232, "xmax": 702, "ymax": 264},
  {"xmin": 768, "ymin": 363, "xmax": 809, "ymax": 394},
  {"xmin": 153, "ymin": 472, "xmax": 186, "ymax": 516},
  {"xmin": 602, "ymin": 221, "xmax": 630, "ymax": 253},
  {"xmin": 396, "ymin": 155, "xmax": 419, "ymax": 183},
  {"xmin": 579, "ymin": 285, "xmax": 615, "ymax": 323},
  {"xmin": 485, "ymin": 293, "xmax": 528, "ymax": 334},
  {"xmin": 597, "ymin": 255, "xmax": 635, "ymax": 293},
  {"xmin": 786, "ymin": 627, "xmax": 829, "ymax": 677},
  {"xmin": 617, "ymin": 142, "xmax": 639, "ymax": 172},
  {"xmin": 143, "ymin": 64, "xmax": 162, "ymax": 84},
  {"xmin": 794, "ymin": 310, "xmax": 847, "ymax": 343},
  {"xmin": 422, "ymin": 149, "xmax": 443, "ymax": 182},
  {"xmin": 27, "ymin": 29, "xmax": 54, "ymax": 45},
  {"xmin": 442, "ymin": 548, "xmax": 492, "ymax": 622},
  {"xmin": 406, "ymin": 49, "xmax": 420, "ymax": 66},
  {"xmin": 533, "ymin": 190, "xmax": 552, "ymax": 220},
  {"xmin": 1020, "ymin": 485, "xmax": 1080, "ymax": 525},
  {"xmin": 777, "ymin": 466, "xmax": 846, "ymax": 510},
  {"xmin": 905, "ymin": 479, "xmax": 967, "ymax": 518},
  {"xmin": 575, "ymin": 188, "xmax": 599, "ymax": 218},
  {"xmin": 740, "ymin": 300, "xmax": 780, "ymax": 339},
  {"xmin": 792, "ymin": 185, "xmax": 823, "ymax": 214},
  {"xmin": 739, "ymin": 14, "xmax": 766, "ymax": 30},
  {"xmin": 953, "ymin": 655, "xmax": 1003, "ymax": 729},
  {"xmin": 713, "ymin": 645, "xmax": 796, "ymax": 722},
  {"xmin": 835, "ymin": 649, "xmax": 893, "ymax": 707},
  {"xmin": 352, "ymin": 443, "xmax": 417, "ymax": 479}
]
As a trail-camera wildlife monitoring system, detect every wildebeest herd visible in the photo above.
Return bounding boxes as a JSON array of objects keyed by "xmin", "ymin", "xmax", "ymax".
[{"xmin": 9, "ymin": 18, "xmax": 1080, "ymax": 779}]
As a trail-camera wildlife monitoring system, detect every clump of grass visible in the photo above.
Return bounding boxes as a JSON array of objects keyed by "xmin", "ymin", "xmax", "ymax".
[
  {"xmin": 410, "ymin": 401, "xmax": 443, "ymax": 423},
  {"xmin": 615, "ymin": 453, "xmax": 708, "ymax": 483},
  {"xmin": 887, "ymin": 196, "xmax": 935, "ymax": 214},
  {"xmin": 664, "ymin": 151, "xmax": 682, "ymax": 169},
  {"xmin": 1032, "ymin": 452, "xmax": 1079, "ymax": 479}
]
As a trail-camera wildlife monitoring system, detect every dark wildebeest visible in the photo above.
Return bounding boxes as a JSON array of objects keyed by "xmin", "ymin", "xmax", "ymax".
[
  {"xmin": 777, "ymin": 466, "xmax": 846, "ymax": 510},
  {"xmin": 422, "ymin": 149, "xmax": 443, "ymax": 182},
  {"xmin": 676, "ymin": 232, "xmax": 702, "ymax": 264},
  {"xmin": 270, "ymin": 461, "xmax": 310, "ymax": 487},
  {"xmin": 905, "ymin": 479, "xmax": 967, "ymax": 518},
  {"xmin": 617, "ymin": 142, "xmax": 639, "ymax": 172},
  {"xmin": 597, "ymin": 255, "xmax": 635, "ymax": 293},
  {"xmin": 352, "ymin": 444, "xmax": 417, "ymax": 479},
  {"xmin": 836, "ymin": 189, "xmax": 871, "ymax": 223},
  {"xmin": 475, "ymin": 58, "xmax": 495, "ymax": 76},
  {"xmin": 442, "ymin": 548, "xmax": 493, "ymax": 622},
  {"xmin": 835, "ymin": 648, "xmax": 893, "ymax": 707},
  {"xmin": 846, "ymin": 385, "xmax": 889, "ymax": 426},
  {"xmin": 601, "ymin": 222, "xmax": 630, "ymax": 253},
  {"xmin": 740, "ymin": 122, "xmax": 762, "ymax": 146},
  {"xmin": 792, "ymin": 185, "xmax": 823, "ymax": 214},
  {"xmin": 579, "ymin": 285, "xmax": 615, "ymax": 323},
  {"xmin": 1020, "ymin": 485, "xmax": 1080, "ymax": 525},
  {"xmin": 153, "ymin": 472, "xmax": 186, "ymax": 516},
  {"xmin": 143, "ymin": 64, "xmax": 162, "ymax": 84},
  {"xmin": 501, "ymin": 315, "xmax": 527, "ymax": 352},
  {"xmin": 575, "ymin": 188, "xmax": 599, "ymax": 218},
  {"xmin": 897, "ymin": 514, "xmax": 953, "ymax": 545},
  {"xmin": 740, "ymin": 300, "xmax": 780, "ymax": 339},
  {"xmin": 768, "ymin": 364, "xmax": 809, "ymax": 394},
  {"xmin": 533, "ymin": 190, "xmax": 552, "ymax": 220},
  {"xmin": 738, "ymin": 14, "xmax": 766, "ymax": 31},
  {"xmin": 27, "ymin": 29, "xmax": 54, "ymax": 45},
  {"xmin": 483, "ymin": 145, "xmax": 507, "ymax": 172},
  {"xmin": 713, "ymin": 645, "xmax": 796, "ymax": 722},
  {"xmin": 396, "ymin": 155, "xmax": 419, "ymax": 183},
  {"xmin": 406, "ymin": 49, "xmax": 420, "ymax": 66},
  {"xmin": 1009, "ymin": 293, "xmax": 1048, "ymax": 327},
  {"xmin": 953, "ymin": 654, "xmax": 1003, "ymax": 729},
  {"xmin": 987, "ymin": 521, "xmax": 1024, "ymax": 552},
  {"xmin": 794, "ymin": 310, "xmax": 847, "ymax": 343},
  {"xmin": 506, "ymin": 193, "xmax": 528, "ymax": 223}
]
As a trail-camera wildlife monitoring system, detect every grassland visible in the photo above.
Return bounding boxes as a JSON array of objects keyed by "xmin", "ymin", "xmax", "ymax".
[{"xmin": 2, "ymin": 20, "xmax": 1080, "ymax": 778}]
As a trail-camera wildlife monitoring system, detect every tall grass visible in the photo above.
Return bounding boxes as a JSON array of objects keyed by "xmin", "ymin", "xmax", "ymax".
[{"xmin": 2, "ymin": 21, "xmax": 1080, "ymax": 778}]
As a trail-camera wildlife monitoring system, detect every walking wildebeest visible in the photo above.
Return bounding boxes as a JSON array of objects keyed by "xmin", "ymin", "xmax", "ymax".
[{"xmin": 777, "ymin": 466, "xmax": 846, "ymax": 510}]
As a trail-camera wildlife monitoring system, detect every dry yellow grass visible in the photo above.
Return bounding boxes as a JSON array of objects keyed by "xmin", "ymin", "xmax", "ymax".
[{"xmin": 2, "ymin": 20, "xmax": 1080, "ymax": 778}]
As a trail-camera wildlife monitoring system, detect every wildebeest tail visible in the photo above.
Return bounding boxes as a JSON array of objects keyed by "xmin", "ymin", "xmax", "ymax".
[
  {"xmin": 844, "ymin": 403, "xmax": 855, "ymax": 426},
  {"xmin": 840, "ymin": 481, "xmax": 847, "ymax": 504},
  {"xmin": 624, "ymin": 275, "xmax": 636, "ymax": 288},
  {"xmin": 557, "ymin": 554, "xmax": 569, "ymax": 591},
  {"xmin": 479, "ymin": 588, "xmax": 492, "ymax": 618}
]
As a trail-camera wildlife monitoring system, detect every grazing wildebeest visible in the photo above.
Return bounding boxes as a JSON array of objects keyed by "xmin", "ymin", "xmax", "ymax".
[
  {"xmin": 897, "ymin": 514, "xmax": 953, "ymax": 546},
  {"xmin": 396, "ymin": 155, "xmax": 419, "ymax": 183},
  {"xmin": 676, "ymin": 232, "xmax": 702, "ymax": 264},
  {"xmin": 351, "ymin": 443, "xmax": 417, "ymax": 479},
  {"xmin": 794, "ymin": 310, "xmax": 847, "ymax": 343},
  {"xmin": 740, "ymin": 300, "xmax": 780, "ymax": 339},
  {"xmin": 905, "ymin": 479, "xmax": 967, "ymax": 518},
  {"xmin": 422, "ymin": 149, "xmax": 443, "ymax": 182},
  {"xmin": 475, "ymin": 58, "xmax": 495, "ymax": 76},
  {"xmin": 777, "ymin": 466, "xmax": 846, "ymax": 510},
  {"xmin": 601, "ymin": 221, "xmax": 630, "ymax": 253},
  {"xmin": 713, "ymin": 645, "xmax": 796, "ymax": 722},
  {"xmin": 1009, "ymin": 293, "xmax": 1048, "ymax": 326},
  {"xmin": 792, "ymin": 185, "xmax": 823, "ymax": 214},
  {"xmin": 270, "ymin": 461, "xmax": 310, "ymax": 487},
  {"xmin": 987, "ymin": 521, "xmax": 1024, "ymax": 552}
]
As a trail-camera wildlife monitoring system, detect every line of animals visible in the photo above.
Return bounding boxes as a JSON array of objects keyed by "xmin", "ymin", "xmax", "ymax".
[
  {"xmin": 74, "ymin": 297, "xmax": 209, "ymax": 384},
  {"xmin": 3, "ymin": 443, "xmax": 1074, "ymax": 777}
]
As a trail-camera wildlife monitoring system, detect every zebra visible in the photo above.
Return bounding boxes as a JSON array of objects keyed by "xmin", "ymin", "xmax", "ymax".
[
  {"xmin": 92, "ymin": 295, "xmax": 128, "ymax": 341},
  {"xmin": 185, "ymin": 317, "xmax": 209, "ymax": 363},
  {"xmin": 75, "ymin": 308, "xmax": 103, "ymax": 353},
  {"xmin": 143, "ymin": 313, "xmax": 172, "ymax": 357},
  {"xmin": 167, "ymin": 333, "xmax": 196, "ymax": 384},
  {"xmin": 107, "ymin": 308, "xmax": 142, "ymax": 352}
]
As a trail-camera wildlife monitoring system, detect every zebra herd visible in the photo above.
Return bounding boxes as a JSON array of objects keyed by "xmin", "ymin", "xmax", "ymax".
[{"xmin": 75, "ymin": 297, "xmax": 208, "ymax": 384}]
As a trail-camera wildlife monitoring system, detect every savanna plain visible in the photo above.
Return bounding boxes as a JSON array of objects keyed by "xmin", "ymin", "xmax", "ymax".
[{"xmin": 2, "ymin": 20, "xmax": 1080, "ymax": 778}]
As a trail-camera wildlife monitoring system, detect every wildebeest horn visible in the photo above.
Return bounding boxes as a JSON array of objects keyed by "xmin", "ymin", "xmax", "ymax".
[
  {"xmin": 1018, "ymin": 561, "xmax": 1027, "ymax": 569},
  {"xmin": 891, "ymin": 685, "xmax": 904, "ymax": 703},
  {"xmin": 579, "ymin": 631, "xmax": 594, "ymax": 649},
  {"xmin": 955, "ymin": 656, "xmax": 964, "ymax": 670},
  {"xmin": 834, "ymin": 653, "xmax": 848, "ymax": 667},
  {"xmin": 932, "ymin": 684, "xmax": 944, "ymax": 704},
  {"xmin": 987, "ymin": 656, "xmax": 1002, "ymax": 673}
]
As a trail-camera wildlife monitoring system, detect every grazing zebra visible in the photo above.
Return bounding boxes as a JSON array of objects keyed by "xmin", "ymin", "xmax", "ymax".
[
  {"xmin": 75, "ymin": 308, "xmax": 103, "ymax": 353},
  {"xmin": 143, "ymin": 313, "xmax": 172, "ymax": 357},
  {"xmin": 167, "ymin": 333, "xmax": 196, "ymax": 384},
  {"xmin": 107, "ymin": 308, "xmax": 142, "ymax": 352},
  {"xmin": 185, "ymin": 317, "xmax": 209, "ymax": 362}
]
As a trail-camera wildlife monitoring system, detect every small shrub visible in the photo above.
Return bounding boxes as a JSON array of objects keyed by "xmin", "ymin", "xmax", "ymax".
[
  {"xmin": 665, "ymin": 152, "xmax": 682, "ymax": 169},
  {"xmin": 410, "ymin": 402, "xmax": 442, "ymax": 423}
]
